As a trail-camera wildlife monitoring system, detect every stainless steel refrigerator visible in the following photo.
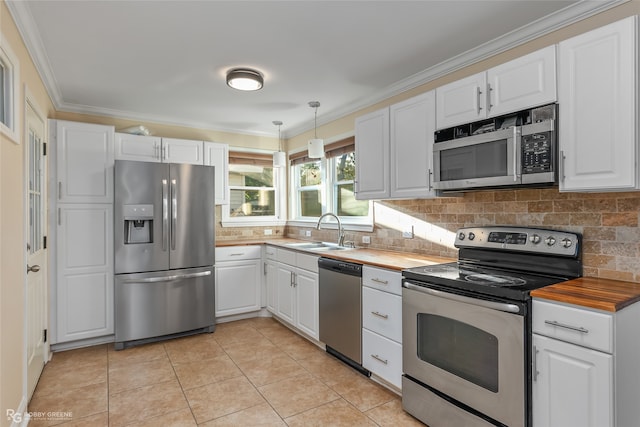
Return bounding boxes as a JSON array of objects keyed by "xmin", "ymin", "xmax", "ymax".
[{"xmin": 114, "ymin": 160, "xmax": 215, "ymax": 349}]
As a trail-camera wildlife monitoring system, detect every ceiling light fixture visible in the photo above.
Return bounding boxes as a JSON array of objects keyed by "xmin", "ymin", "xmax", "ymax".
[
  {"xmin": 226, "ymin": 68, "xmax": 264, "ymax": 91},
  {"xmin": 272, "ymin": 120, "xmax": 286, "ymax": 168},
  {"xmin": 308, "ymin": 101, "xmax": 324, "ymax": 158}
]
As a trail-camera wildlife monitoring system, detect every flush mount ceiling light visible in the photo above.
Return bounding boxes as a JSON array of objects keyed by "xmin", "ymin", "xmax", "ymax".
[
  {"xmin": 308, "ymin": 101, "xmax": 324, "ymax": 158},
  {"xmin": 272, "ymin": 120, "xmax": 286, "ymax": 168},
  {"xmin": 226, "ymin": 68, "xmax": 264, "ymax": 91}
]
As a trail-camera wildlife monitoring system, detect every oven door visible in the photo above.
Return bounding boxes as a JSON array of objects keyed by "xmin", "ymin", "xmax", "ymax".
[
  {"xmin": 402, "ymin": 281, "xmax": 525, "ymax": 427},
  {"xmin": 433, "ymin": 127, "xmax": 520, "ymax": 190}
]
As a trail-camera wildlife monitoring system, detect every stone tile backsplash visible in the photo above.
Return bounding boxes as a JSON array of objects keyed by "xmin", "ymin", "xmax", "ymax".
[{"xmin": 285, "ymin": 188, "xmax": 640, "ymax": 283}]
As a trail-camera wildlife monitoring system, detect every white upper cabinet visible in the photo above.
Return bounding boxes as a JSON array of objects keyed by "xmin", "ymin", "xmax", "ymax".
[
  {"xmin": 161, "ymin": 137, "xmax": 204, "ymax": 165},
  {"xmin": 204, "ymin": 141, "xmax": 229, "ymax": 205},
  {"xmin": 390, "ymin": 91, "xmax": 437, "ymax": 199},
  {"xmin": 114, "ymin": 133, "xmax": 162, "ymax": 163},
  {"xmin": 436, "ymin": 72, "xmax": 487, "ymax": 129},
  {"xmin": 114, "ymin": 134, "xmax": 204, "ymax": 165},
  {"xmin": 558, "ymin": 16, "xmax": 638, "ymax": 192},
  {"xmin": 356, "ymin": 91, "xmax": 437, "ymax": 200},
  {"xmin": 355, "ymin": 107, "xmax": 390, "ymax": 199},
  {"xmin": 57, "ymin": 120, "xmax": 114, "ymax": 204},
  {"xmin": 487, "ymin": 46, "xmax": 556, "ymax": 117},
  {"xmin": 436, "ymin": 46, "xmax": 557, "ymax": 129}
]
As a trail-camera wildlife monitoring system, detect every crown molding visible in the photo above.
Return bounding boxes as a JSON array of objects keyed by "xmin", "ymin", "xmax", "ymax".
[{"xmin": 7, "ymin": 0, "xmax": 628, "ymax": 139}]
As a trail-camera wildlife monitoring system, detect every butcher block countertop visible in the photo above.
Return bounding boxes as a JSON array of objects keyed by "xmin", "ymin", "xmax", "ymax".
[
  {"xmin": 531, "ymin": 277, "xmax": 640, "ymax": 312},
  {"xmin": 216, "ymin": 238, "xmax": 454, "ymax": 271}
]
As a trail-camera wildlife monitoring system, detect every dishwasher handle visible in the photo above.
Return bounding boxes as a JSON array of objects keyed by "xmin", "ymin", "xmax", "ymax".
[{"xmin": 318, "ymin": 257, "xmax": 362, "ymax": 277}]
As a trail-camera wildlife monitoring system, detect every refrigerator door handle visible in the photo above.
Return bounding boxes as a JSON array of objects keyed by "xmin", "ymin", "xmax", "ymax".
[
  {"xmin": 162, "ymin": 179, "xmax": 169, "ymax": 251},
  {"xmin": 171, "ymin": 178, "xmax": 177, "ymax": 250},
  {"xmin": 120, "ymin": 270, "xmax": 212, "ymax": 283}
]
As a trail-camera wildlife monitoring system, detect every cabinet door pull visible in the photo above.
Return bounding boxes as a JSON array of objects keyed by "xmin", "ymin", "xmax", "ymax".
[
  {"xmin": 371, "ymin": 311, "xmax": 388, "ymax": 319},
  {"xmin": 58, "ymin": 208, "xmax": 61, "ymax": 226},
  {"xmin": 544, "ymin": 320, "xmax": 589, "ymax": 334},
  {"xmin": 559, "ymin": 150, "xmax": 566, "ymax": 183},
  {"xmin": 371, "ymin": 354, "xmax": 388, "ymax": 365},
  {"xmin": 476, "ymin": 86, "xmax": 483, "ymax": 115},
  {"xmin": 533, "ymin": 345, "xmax": 539, "ymax": 382},
  {"xmin": 58, "ymin": 181, "xmax": 62, "ymax": 199},
  {"xmin": 371, "ymin": 278, "xmax": 388, "ymax": 285},
  {"xmin": 427, "ymin": 168, "xmax": 432, "ymax": 191},
  {"xmin": 229, "ymin": 253, "xmax": 245, "ymax": 256},
  {"xmin": 486, "ymin": 82, "xmax": 493, "ymax": 113}
]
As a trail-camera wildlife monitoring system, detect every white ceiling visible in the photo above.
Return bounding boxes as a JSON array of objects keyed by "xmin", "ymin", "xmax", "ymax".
[{"xmin": 7, "ymin": 1, "xmax": 621, "ymax": 138}]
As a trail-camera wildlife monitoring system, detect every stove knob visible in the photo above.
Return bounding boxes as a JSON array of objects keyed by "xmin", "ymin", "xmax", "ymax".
[
  {"xmin": 458, "ymin": 232, "xmax": 466, "ymax": 241},
  {"xmin": 468, "ymin": 232, "xmax": 476, "ymax": 241},
  {"xmin": 529, "ymin": 234, "xmax": 541, "ymax": 244},
  {"xmin": 561, "ymin": 238, "xmax": 573, "ymax": 248},
  {"xmin": 545, "ymin": 236, "xmax": 556, "ymax": 246}
]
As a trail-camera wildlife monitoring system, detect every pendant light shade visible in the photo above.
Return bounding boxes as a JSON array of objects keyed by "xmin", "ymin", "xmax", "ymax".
[
  {"xmin": 226, "ymin": 68, "xmax": 264, "ymax": 91},
  {"xmin": 272, "ymin": 121, "xmax": 286, "ymax": 168},
  {"xmin": 308, "ymin": 101, "xmax": 324, "ymax": 158}
]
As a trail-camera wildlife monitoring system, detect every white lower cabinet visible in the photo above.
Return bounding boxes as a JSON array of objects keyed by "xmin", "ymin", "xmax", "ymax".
[
  {"xmin": 215, "ymin": 246, "xmax": 262, "ymax": 317},
  {"xmin": 532, "ymin": 298, "xmax": 640, "ymax": 427},
  {"xmin": 362, "ymin": 265, "xmax": 402, "ymax": 389},
  {"xmin": 265, "ymin": 246, "xmax": 319, "ymax": 340}
]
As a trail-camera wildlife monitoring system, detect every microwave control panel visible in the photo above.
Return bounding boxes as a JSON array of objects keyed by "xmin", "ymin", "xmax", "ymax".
[{"xmin": 522, "ymin": 131, "xmax": 552, "ymax": 174}]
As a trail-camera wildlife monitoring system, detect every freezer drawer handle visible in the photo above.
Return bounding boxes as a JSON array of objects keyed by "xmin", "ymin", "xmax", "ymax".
[
  {"xmin": 403, "ymin": 282, "xmax": 521, "ymax": 314},
  {"xmin": 120, "ymin": 270, "xmax": 212, "ymax": 283},
  {"xmin": 544, "ymin": 320, "xmax": 589, "ymax": 334}
]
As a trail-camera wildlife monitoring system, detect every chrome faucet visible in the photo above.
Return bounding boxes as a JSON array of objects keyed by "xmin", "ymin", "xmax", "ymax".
[{"xmin": 316, "ymin": 212, "xmax": 345, "ymax": 247}]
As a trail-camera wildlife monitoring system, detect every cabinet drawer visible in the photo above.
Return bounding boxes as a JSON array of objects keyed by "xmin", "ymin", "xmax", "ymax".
[
  {"xmin": 264, "ymin": 245, "xmax": 277, "ymax": 260},
  {"xmin": 216, "ymin": 245, "xmax": 261, "ymax": 262},
  {"xmin": 363, "ymin": 265, "xmax": 401, "ymax": 295},
  {"xmin": 533, "ymin": 299, "xmax": 613, "ymax": 353},
  {"xmin": 276, "ymin": 248, "xmax": 297, "ymax": 265},
  {"xmin": 362, "ymin": 328, "xmax": 402, "ymax": 389},
  {"xmin": 296, "ymin": 252, "xmax": 319, "ymax": 273},
  {"xmin": 363, "ymin": 286, "xmax": 402, "ymax": 343}
]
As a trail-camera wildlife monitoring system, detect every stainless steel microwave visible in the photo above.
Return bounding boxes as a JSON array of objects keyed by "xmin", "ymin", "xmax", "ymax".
[{"xmin": 433, "ymin": 105, "xmax": 557, "ymax": 191}]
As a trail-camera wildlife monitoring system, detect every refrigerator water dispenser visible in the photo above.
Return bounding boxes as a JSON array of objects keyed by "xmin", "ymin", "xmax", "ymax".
[{"xmin": 123, "ymin": 204, "xmax": 154, "ymax": 244}]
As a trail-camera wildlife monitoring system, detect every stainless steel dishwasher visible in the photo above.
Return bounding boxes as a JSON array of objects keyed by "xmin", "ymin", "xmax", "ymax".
[{"xmin": 318, "ymin": 257, "xmax": 368, "ymax": 375}]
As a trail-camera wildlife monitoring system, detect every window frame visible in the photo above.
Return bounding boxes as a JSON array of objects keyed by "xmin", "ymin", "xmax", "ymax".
[
  {"xmin": 0, "ymin": 40, "xmax": 20, "ymax": 144},
  {"xmin": 221, "ymin": 149, "xmax": 286, "ymax": 227},
  {"xmin": 289, "ymin": 142, "xmax": 373, "ymax": 232}
]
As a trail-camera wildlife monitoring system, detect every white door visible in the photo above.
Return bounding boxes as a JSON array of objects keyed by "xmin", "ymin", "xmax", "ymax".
[
  {"xmin": 203, "ymin": 141, "xmax": 229, "ymax": 205},
  {"xmin": 161, "ymin": 138, "xmax": 204, "ymax": 165},
  {"xmin": 294, "ymin": 268, "xmax": 318, "ymax": 339},
  {"xmin": 436, "ymin": 72, "xmax": 486, "ymax": 129},
  {"xmin": 487, "ymin": 45, "xmax": 557, "ymax": 117},
  {"xmin": 390, "ymin": 91, "xmax": 436, "ymax": 199},
  {"xmin": 532, "ymin": 334, "xmax": 613, "ymax": 427},
  {"xmin": 215, "ymin": 259, "xmax": 261, "ymax": 317},
  {"xmin": 25, "ymin": 98, "xmax": 47, "ymax": 399},
  {"xmin": 275, "ymin": 264, "xmax": 295, "ymax": 324},
  {"xmin": 114, "ymin": 133, "xmax": 161, "ymax": 162},
  {"xmin": 265, "ymin": 261, "xmax": 277, "ymax": 314},
  {"xmin": 354, "ymin": 107, "xmax": 390, "ymax": 199},
  {"xmin": 558, "ymin": 16, "xmax": 637, "ymax": 191}
]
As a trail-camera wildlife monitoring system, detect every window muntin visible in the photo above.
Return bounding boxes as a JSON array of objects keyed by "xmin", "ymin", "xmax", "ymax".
[
  {"xmin": 0, "ymin": 42, "xmax": 19, "ymax": 142},
  {"xmin": 331, "ymin": 152, "xmax": 369, "ymax": 217},
  {"xmin": 294, "ymin": 160, "xmax": 323, "ymax": 218}
]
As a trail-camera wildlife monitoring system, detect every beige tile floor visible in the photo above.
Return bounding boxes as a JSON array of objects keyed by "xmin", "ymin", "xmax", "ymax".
[{"xmin": 29, "ymin": 317, "xmax": 425, "ymax": 426}]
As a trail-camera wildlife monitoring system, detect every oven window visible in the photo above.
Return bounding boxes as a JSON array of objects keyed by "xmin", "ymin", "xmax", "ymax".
[
  {"xmin": 439, "ymin": 140, "xmax": 507, "ymax": 181},
  {"xmin": 417, "ymin": 314, "xmax": 499, "ymax": 392}
]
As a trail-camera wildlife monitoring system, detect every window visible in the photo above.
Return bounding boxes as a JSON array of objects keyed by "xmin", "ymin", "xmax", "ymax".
[
  {"xmin": 0, "ymin": 41, "xmax": 19, "ymax": 143},
  {"xmin": 222, "ymin": 150, "xmax": 285, "ymax": 226},
  {"xmin": 290, "ymin": 137, "xmax": 372, "ymax": 229}
]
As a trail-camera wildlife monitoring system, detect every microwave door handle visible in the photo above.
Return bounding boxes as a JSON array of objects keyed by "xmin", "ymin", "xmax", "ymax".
[
  {"xmin": 162, "ymin": 179, "xmax": 168, "ymax": 251},
  {"xmin": 171, "ymin": 179, "xmax": 177, "ymax": 250}
]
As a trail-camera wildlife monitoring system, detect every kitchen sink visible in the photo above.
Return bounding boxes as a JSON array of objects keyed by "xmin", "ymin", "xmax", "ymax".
[{"xmin": 285, "ymin": 241, "xmax": 354, "ymax": 251}]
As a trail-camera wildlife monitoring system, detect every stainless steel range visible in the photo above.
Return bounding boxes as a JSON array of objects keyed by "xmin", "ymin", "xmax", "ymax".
[{"xmin": 401, "ymin": 226, "xmax": 582, "ymax": 427}]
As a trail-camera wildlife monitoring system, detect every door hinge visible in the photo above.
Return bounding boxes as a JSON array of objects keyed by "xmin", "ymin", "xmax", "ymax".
[
  {"xmin": 43, "ymin": 329, "xmax": 47, "ymax": 343},
  {"xmin": 43, "ymin": 236, "xmax": 47, "ymax": 249},
  {"xmin": 43, "ymin": 142, "xmax": 47, "ymax": 156}
]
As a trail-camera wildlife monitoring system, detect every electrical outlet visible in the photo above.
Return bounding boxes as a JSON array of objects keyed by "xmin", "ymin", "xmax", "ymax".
[
  {"xmin": 402, "ymin": 226, "xmax": 414, "ymax": 239},
  {"xmin": 362, "ymin": 236, "xmax": 371, "ymax": 244},
  {"xmin": 305, "ymin": 230, "xmax": 312, "ymax": 237},
  {"xmin": 264, "ymin": 229, "xmax": 273, "ymax": 235}
]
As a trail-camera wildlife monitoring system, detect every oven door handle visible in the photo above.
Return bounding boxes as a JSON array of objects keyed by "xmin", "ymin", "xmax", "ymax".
[{"xmin": 403, "ymin": 282, "xmax": 522, "ymax": 314}]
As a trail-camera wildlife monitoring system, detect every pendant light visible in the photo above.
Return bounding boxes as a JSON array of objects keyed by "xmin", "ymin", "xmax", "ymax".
[
  {"xmin": 308, "ymin": 101, "xmax": 324, "ymax": 158},
  {"xmin": 272, "ymin": 120, "xmax": 286, "ymax": 168}
]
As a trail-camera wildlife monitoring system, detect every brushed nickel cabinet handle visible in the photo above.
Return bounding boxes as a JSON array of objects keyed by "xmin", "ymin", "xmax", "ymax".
[
  {"xmin": 371, "ymin": 354, "xmax": 388, "ymax": 365},
  {"xmin": 371, "ymin": 311, "xmax": 389, "ymax": 319},
  {"xmin": 544, "ymin": 320, "xmax": 589, "ymax": 334},
  {"xmin": 371, "ymin": 278, "xmax": 388, "ymax": 285}
]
